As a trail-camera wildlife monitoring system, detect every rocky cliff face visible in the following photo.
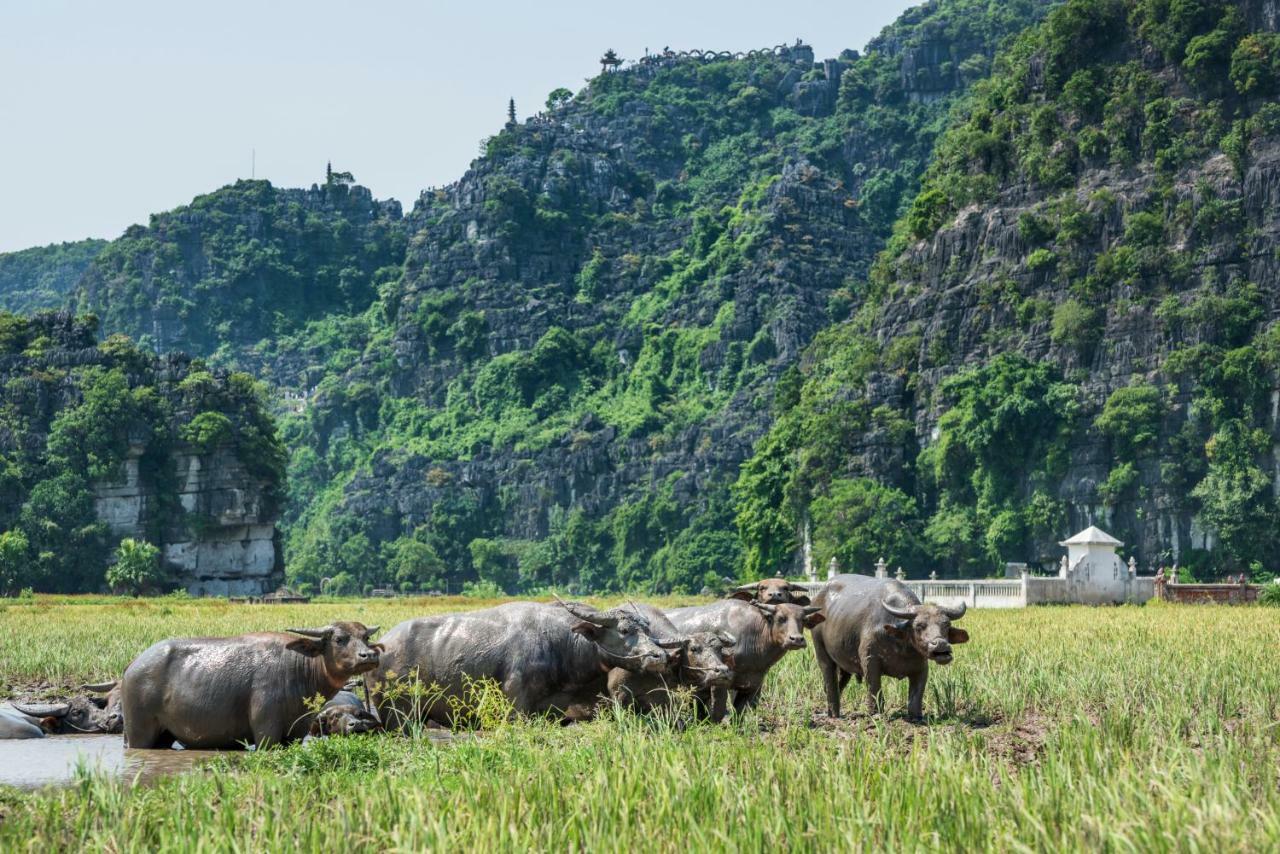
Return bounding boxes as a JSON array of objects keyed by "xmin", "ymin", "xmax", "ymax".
[
  {"xmin": 93, "ymin": 442, "xmax": 282, "ymax": 596},
  {"xmin": 77, "ymin": 180, "xmax": 405, "ymax": 359},
  {"xmin": 745, "ymin": 0, "xmax": 1280, "ymax": 579}
]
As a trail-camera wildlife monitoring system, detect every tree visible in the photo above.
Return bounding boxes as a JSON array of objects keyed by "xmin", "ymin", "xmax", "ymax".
[
  {"xmin": 810, "ymin": 478, "xmax": 921, "ymax": 576},
  {"xmin": 469, "ymin": 537, "xmax": 520, "ymax": 593},
  {"xmin": 385, "ymin": 533, "xmax": 445, "ymax": 591},
  {"xmin": 106, "ymin": 538, "xmax": 164, "ymax": 596},
  {"xmin": 0, "ymin": 530, "xmax": 30, "ymax": 595},
  {"xmin": 545, "ymin": 87, "xmax": 573, "ymax": 111},
  {"xmin": 1191, "ymin": 421, "xmax": 1278, "ymax": 572}
]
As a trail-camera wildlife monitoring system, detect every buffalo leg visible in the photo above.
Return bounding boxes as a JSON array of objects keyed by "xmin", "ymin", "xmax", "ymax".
[
  {"xmin": 250, "ymin": 704, "xmax": 290, "ymax": 749},
  {"xmin": 709, "ymin": 687, "xmax": 729, "ymax": 722},
  {"xmin": 813, "ymin": 632, "xmax": 843, "ymax": 718},
  {"xmin": 864, "ymin": 660, "xmax": 884, "ymax": 716},
  {"xmin": 906, "ymin": 671, "xmax": 927, "ymax": 721},
  {"xmin": 733, "ymin": 684, "xmax": 762, "ymax": 714},
  {"xmin": 124, "ymin": 715, "xmax": 168, "ymax": 750}
]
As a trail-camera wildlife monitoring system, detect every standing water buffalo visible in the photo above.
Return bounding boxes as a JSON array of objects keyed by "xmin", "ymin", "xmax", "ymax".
[
  {"xmin": 811, "ymin": 574, "xmax": 968, "ymax": 720},
  {"xmin": 122, "ymin": 622, "xmax": 381, "ymax": 749},
  {"xmin": 371, "ymin": 600, "xmax": 683, "ymax": 727},
  {"xmin": 606, "ymin": 603, "xmax": 735, "ymax": 716},
  {"xmin": 667, "ymin": 599, "xmax": 824, "ymax": 720},
  {"xmin": 728, "ymin": 578, "xmax": 814, "ymax": 605}
]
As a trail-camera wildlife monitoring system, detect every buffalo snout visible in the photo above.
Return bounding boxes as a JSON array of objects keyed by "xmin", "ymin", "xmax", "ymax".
[
  {"xmin": 783, "ymin": 634, "xmax": 806, "ymax": 650},
  {"xmin": 641, "ymin": 652, "xmax": 670, "ymax": 674},
  {"xmin": 927, "ymin": 639, "xmax": 953, "ymax": 664}
]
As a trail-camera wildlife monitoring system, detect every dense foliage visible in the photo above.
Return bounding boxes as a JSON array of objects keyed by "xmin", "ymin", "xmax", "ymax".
[{"xmin": 0, "ymin": 312, "xmax": 285, "ymax": 593}]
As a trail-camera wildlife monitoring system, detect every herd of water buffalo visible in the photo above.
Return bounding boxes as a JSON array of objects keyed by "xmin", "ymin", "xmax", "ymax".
[{"xmin": 0, "ymin": 574, "xmax": 969, "ymax": 747}]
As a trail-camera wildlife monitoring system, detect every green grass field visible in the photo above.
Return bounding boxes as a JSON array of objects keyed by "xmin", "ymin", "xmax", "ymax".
[{"xmin": 1, "ymin": 596, "xmax": 1278, "ymax": 851}]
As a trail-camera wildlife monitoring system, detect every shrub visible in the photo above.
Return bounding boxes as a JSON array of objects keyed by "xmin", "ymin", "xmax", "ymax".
[
  {"xmin": 1051, "ymin": 299, "xmax": 1101, "ymax": 350},
  {"xmin": 106, "ymin": 538, "xmax": 164, "ymax": 596}
]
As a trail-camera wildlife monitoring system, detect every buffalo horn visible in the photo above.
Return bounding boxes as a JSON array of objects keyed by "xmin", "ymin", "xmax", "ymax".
[
  {"xmin": 286, "ymin": 626, "xmax": 335, "ymax": 639},
  {"xmin": 938, "ymin": 601, "xmax": 967, "ymax": 620},
  {"xmin": 553, "ymin": 596, "xmax": 619, "ymax": 628},
  {"xmin": 731, "ymin": 582, "xmax": 761, "ymax": 593},
  {"xmin": 82, "ymin": 681, "xmax": 118, "ymax": 693},
  {"xmin": 715, "ymin": 631, "xmax": 737, "ymax": 646},
  {"xmin": 12, "ymin": 702, "xmax": 69, "ymax": 718},
  {"xmin": 364, "ymin": 626, "xmax": 381, "ymax": 638},
  {"xmin": 750, "ymin": 601, "xmax": 778, "ymax": 617},
  {"xmin": 655, "ymin": 637, "xmax": 688, "ymax": 649},
  {"xmin": 881, "ymin": 598, "xmax": 920, "ymax": 619}
]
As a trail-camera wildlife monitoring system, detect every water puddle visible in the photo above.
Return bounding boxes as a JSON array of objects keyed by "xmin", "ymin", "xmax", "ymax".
[
  {"xmin": 0, "ymin": 735, "xmax": 219, "ymax": 789},
  {"xmin": 0, "ymin": 731, "xmax": 465, "ymax": 789}
]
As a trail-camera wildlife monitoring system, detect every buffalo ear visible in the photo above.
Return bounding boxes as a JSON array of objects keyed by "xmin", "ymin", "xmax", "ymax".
[
  {"xmin": 286, "ymin": 637, "xmax": 325, "ymax": 657},
  {"xmin": 723, "ymin": 654, "xmax": 736, "ymax": 669},
  {"xmin": 570, "ymin": 621, "xmax": 601, "ymax": 639},
  {"xmin": 89, "ymin": 697, "xmax": 107, "ymax": 709},
  {"xmin": 791, "ymin": 594, "xmax": 812, "ymax": 607},
  {"xmin": 727, "ymin": 590, "xmax": 755, "ymax": 602},
  {"xmin": 947, "ymin": 627, "xmax": 970, "ymax": 645},
  {"xmin": 803, "ymin": 611, "xmax": 825, "ymax": 627},
  {"xmin": 883, "ymin": 621, "xmax": 910, "ymax": 640}
]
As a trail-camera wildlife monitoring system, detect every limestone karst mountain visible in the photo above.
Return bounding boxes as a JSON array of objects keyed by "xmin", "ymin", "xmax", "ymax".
[{"xmin": 738, "ymin": 0, "xmax": 1280, "ymax": 581}]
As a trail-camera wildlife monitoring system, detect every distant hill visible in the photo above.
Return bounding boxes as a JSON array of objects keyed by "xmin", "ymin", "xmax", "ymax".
[{"xmin": 0, "ymin": 239, "xmax": 107, "ymax": 314}]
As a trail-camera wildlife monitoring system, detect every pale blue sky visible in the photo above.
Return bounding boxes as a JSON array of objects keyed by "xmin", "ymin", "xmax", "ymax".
[{"xmin": 0, "ymin": 1, "xmax": 915, "ymax": 252}]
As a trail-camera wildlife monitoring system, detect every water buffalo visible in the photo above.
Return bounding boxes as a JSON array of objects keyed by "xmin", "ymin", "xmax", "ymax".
[
  {"xmin": 310, "ymin": 690, "xmax": 381, "ymax": 737},
  {"xmin": 10, "ymin": 681, "xmax": 123, "ymax": 735},
  {"xmin": 727, "ymin": 578, "xmax": 813, "ymax": 605},
  {"xmin": 811, "ymin": 574, "xmax": 968, "ymax": 720},
  {"xmin": 667, "ymin": 599, "xmax": 824, "ymax": 720},
  {"xmin": 606, "ymin": 603, "xmax": 735, "ymax": 716},
  {"xmin": 122, "ymin": 621, "xmax": 381, "ymax": 749},
  {"xmin": 370, "ymin": 600, "xmax": 683, "ymax": 727}
]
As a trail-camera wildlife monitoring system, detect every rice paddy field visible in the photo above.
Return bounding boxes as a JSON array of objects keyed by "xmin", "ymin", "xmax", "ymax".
[{"xmin": 1, "ymin": 595, "xmax": 1278, "ymax": 851}]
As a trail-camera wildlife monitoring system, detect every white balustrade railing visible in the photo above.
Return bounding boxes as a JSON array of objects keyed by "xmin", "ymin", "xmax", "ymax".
[{"xmin": 903, "ymin": 578, "xmax": 1027, "ymax": 609}]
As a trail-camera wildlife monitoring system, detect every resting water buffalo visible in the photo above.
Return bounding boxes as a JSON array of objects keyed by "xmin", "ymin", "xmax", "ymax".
[
  {"xmin": 728, "ymin": 578, "xmax": 813, "ymax": 605},
  {"xmin": 667, "ymin": 599, "xmax": 824, "ymax": 720},
  {"xmin": 371, "ymin": 600, "xmax": 683, "ymax": 727},
  {"xmin": 9, "ymin": 681, "xmax": 123, "ymax": 735},
  {"xmin": 811, "ymin": 575, "xmax": 968, "ymax": 720},
  {"xmin": 310, "ymin": 690, "xmax": 381, "ymax": 737},
  {"xmin": 606, "ymin": 603, "xmax": 734, "ymax": 715},
  {"xmin": 0, "ymin": 707, "xmax": 49, "ymax": 739},
  {"xmin": 122, "ymin": 621, "xmax": 381, "ymax": 749}
]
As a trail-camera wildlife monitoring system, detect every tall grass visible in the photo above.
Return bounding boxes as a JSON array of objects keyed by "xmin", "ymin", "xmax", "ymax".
[{"xmin": 1, "ymin": 600, "xmax": 1278, "ymax": 850}]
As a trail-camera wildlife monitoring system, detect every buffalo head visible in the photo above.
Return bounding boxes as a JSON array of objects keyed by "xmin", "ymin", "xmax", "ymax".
[
  {"xmin": 286, "ymin": 622, "xmax": 382, "ymax": 683},
  {"xmin": 680, "ymin": 631, "xmax": 736, "ymax": 688},
  {"xmin": 557, "ymin": 600, "xmax": 674, "ymax": 675},
  {"xmin": 881, "ymin": 597, "xmax": 968, "ymax": 664},
  {"xmin": 13, "ymin": 682, "xmax": 122, "ymax": 734},
  {"xmin": 751, "ymin": 602, "xmax": 825, "ymax": 650},
  {"xmin": 729, "ymin": 578, "xmax": 812, "ymax": 606},
  {"xmin": 310, "ymin": 705, "xmax": 381, "ymax": 737}
]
